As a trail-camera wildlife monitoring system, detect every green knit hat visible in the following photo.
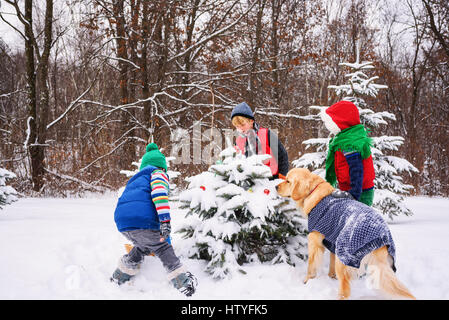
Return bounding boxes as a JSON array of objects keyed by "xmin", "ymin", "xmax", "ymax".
[{"xmin": 139, "ymin": 143, "xmax": 167, "ymax": 171}]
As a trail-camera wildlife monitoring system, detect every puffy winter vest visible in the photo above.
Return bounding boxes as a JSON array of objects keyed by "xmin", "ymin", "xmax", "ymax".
[
  {"xmin": 236, "ymin": 127, "xmax": 279, "ymax": 176},
  {"xmin": 114, "ymin": 166, "xmax": 160, "ymax": 232}
]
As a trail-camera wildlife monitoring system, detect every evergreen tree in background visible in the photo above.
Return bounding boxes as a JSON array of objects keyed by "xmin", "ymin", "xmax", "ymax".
[
  {"xmin": 293, "ymin": 44, "xmax": 418, "ymax": 220},
  {"xmin": 0, "ymin": 168, "xmax": 18, "ymax": 209},
  {"xmin": 178, "ymin": 146, "xmax": 307, "ymax": 279}
]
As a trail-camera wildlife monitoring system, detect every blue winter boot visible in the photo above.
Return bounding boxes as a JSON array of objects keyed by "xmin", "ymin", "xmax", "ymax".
[
  {"xmin": 170, "ymin": 270, "xmax": 198, "ymax": 296},
  {"xmin": 110, "ymin": 257, "xmax": 140, "ymax": 285},
  {"xmin": 110, "ymin": 268, "xmax": 134, "ymax": 285}
]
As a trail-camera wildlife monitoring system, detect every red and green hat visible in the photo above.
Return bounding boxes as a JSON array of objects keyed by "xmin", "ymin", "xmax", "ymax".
[{"xmin": 323, "ymin": 100, "xmax": 361, "ymax": 133}]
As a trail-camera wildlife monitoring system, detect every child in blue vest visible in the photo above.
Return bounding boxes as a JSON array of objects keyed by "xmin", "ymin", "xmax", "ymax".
[
  {"xmin": 111, "ymin": 143, "xmax": 197, "ymax": 296},
  {"xmin": 231, "ymin": 102, "xmax": 289, "ymax": 179}
]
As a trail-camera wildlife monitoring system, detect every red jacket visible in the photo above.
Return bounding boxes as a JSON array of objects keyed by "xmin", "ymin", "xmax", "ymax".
[
  {"xmin": 334, "ymin": 151, "xmax": 375, "ymax": 192},
  {"xmin": 236, "ymin": 127, "xmax": 279, "ymax": 176}
]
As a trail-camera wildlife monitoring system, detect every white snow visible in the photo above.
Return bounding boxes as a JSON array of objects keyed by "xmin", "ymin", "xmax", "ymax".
[{"xmin": 1, "ymin": 194, "xmax": 448, "ymax": 300}]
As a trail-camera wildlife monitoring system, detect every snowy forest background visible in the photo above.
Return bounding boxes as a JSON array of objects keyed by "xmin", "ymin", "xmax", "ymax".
[{"xmin": 0, "ymin": 0, "xmax": 448, "ymax": 198}]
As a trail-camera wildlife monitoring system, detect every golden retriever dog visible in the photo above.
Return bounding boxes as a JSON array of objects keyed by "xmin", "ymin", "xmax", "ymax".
[{"xmin": 277, "ymin": 168, "xmax": 415, "ymax": 300}]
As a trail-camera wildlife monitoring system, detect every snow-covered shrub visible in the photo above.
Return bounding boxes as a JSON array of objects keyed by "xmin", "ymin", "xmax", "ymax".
[
  {"xmin": 0, "ymin": 168, "xmax": 18, "ymax": 209},
  {"xmin": 178, "ymin": 147, "xmax": 307, "ymax": 279}
]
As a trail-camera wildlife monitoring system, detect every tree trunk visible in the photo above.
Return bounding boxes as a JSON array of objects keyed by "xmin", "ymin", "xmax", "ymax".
[
  {"xmin": 34, "ymin": 0, "xmax": 53, "ymax": 191},
  {"xmin": 112, "ymin": 0, "xmax": 134, "ymax": 167},
  {"xmin": 24, "ymin": 0, "xmax": 40, "ymax": 191},
  {"xmin": 141, "ymin": 0, "xmax": 151, "ymax": 138},
  {"xmin": 248, "ymin": 0, "xmax": 266, "ymax": 107},
  {"xmin": 422, "ymin": 0, "xmax": 449, "ymax": 60},
  {"xmin": 270, "ymin": 0, "xmax": 280, "ymax": 107}
]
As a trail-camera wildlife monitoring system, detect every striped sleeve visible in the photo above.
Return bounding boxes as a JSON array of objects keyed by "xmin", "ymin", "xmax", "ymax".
[{"xmin": 150, "ymin": 169, "xmax": 171, "ymax": 223}]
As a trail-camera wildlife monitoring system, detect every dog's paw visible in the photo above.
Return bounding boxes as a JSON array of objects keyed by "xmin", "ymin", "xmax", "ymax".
[
  {"xmin": 303, "ymin": 274, "xmax": 316, "ymax": 284},
  {"xmin": 328, "ymin": 272, "xmax": 337, "ymax": 280}
]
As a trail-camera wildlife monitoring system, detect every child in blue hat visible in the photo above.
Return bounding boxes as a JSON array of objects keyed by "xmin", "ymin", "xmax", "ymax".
[
  {"xmin": 111, "ymin": 143, "xmax": 197, "ymax": 296},
  {"xmin": 231, "ymin": 102, "xmax": 289, "ymax": 179}
]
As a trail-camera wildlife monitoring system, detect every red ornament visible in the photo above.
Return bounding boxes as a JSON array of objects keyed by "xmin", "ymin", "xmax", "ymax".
[
  {"xmin": 264, "ymin": 189, "xmax": 270, "ymax": 195},
  {"xmin": 200, "ymin": 186, "xmax": 206, "ymax": 191}
]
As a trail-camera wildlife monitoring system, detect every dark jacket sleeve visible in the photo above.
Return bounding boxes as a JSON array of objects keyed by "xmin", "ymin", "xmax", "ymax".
[
  {"xmin": 343, "ymin": 151, "xmax": 363, "ymax": 201},
  {"xmin": 268, "ymin": 129, "xmax": 289, "ymax": 177}
]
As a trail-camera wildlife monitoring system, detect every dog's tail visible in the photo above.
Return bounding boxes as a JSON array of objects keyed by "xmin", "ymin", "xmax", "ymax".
[{"xmin": 368, "ymin": 246, "xmax": 416, "ymax": 300}]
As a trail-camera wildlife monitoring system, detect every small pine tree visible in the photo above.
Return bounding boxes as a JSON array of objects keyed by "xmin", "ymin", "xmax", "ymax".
[
  {"xmin": 293, "ymin": 44, "xmax": 418, "ymax": 220},
  {"xmin": 178, "ymin": 146, "xmax": 307, "ymax": 279},
  {"xmin": 0, "ymin": 168, "xmax": 18, "ymax": 209}
]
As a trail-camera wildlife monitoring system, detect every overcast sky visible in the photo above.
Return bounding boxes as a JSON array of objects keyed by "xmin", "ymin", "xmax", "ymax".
[
  {"xmin": 0, "ymin": 0, "xmax": 421, "ymax": 56},
  {"xmin": 0, "ymin": 1, "xmax": 23, "ymax": 51}
]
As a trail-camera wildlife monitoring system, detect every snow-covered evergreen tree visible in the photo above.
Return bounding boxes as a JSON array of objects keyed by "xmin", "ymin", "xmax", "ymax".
[
  {"xmin": 293, "ymin": 44, "xmax": 418, "ymax": 220},
  {"xmin": 0, "ymin": 168, "xmax": 18, "ymax": 209},
  {"xmin": 178, "ymin": 146, "xmax": 307, "ymax": 279}
]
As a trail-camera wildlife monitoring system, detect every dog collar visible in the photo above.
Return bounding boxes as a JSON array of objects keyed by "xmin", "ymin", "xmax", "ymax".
[{"xmin": 308, "ymin": 181, "xmax": 325, "ymax": 197}]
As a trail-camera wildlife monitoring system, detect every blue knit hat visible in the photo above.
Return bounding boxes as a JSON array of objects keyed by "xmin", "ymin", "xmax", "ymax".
[
  {"xmin": 140, "ymin": 143, "xmax": 167, "ymax": 171},
  {"xmin": 231, "ymin": 102, "xmax": 254, "ymax": 120}
]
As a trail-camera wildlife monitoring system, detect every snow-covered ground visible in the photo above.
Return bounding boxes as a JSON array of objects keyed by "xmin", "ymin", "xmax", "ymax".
[{"xmin": 1, "ymin": 194, "xmax": 448, "ymax": 300}]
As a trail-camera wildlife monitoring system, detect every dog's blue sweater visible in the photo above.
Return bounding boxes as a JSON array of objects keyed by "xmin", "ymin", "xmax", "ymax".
[{"xmin": 308, "ymin": 195, "xmax": 396, "ymax": 270}]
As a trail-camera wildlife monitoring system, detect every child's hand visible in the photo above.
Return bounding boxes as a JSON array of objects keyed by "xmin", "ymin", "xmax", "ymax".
[{"xmin": 159, "ymin": 221, "xmax": 171, "ymax": 242}]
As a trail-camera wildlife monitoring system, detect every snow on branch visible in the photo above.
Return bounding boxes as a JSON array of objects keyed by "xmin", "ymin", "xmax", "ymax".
[
  {"xmin": 100, "ymin": 55, "xmax": 141, "ymax": 70},
  {"xmin": 255, "ymin": 110, "xmax": 314, "ymax": 120},
  {"xmin": 339, "ymin": 61, "xmax": 375, "ymax": 70},
  {"xmin": 372, "ymin": 136, "xmax": 406, "ymax": 151},
  {"xmin": 44, "ymin": 168, "xmax": 108, "ymax": 192},
  {"xmin": 0, "ymin": 89, "xmax": 25, "ymax": 99},
  {"xmin": 47, "ymin": 76, "xmax": 99, "ymax": 130},
  {"xmin": 23, "ymin": 116, "xmax": 33, "ymax": 150}
]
